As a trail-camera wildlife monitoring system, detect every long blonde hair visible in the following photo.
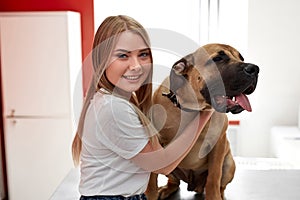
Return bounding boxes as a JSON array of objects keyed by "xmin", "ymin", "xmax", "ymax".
[{"xmin": 72, "ymin": 15, "xmax": 154, "ymax": 165}]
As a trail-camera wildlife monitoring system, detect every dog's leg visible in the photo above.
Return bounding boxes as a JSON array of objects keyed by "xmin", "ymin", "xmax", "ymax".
[
  {"xmin": 145, "ymin": 173, "xmax": 159, "ymax": 200},
  {"xmin": 205, "ymin": 133, "xmax": 228, "ymax": 200},
  {"xmin": 193, "ymin": 171, "xmax": 208, "ymax": 194},
  {"xmin": 158, "ymin": 174, "xmax": 180, "ymax": 199},
  {"xmin": 220, "ymin": 150, "xmax": 236, "ymax": 199}
]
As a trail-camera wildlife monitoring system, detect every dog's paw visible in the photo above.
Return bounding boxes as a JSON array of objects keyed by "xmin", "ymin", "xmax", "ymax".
[
  {"xmin": 145, "ymin": 192, "xmax": 159, "ymax": 200},
  {"xmin": 158, "ymin": 184, "xmax": 179, "ymax": 200},
  {"xmin": 205, "ymin": 193, "xmax": 223, "ymax": 200}
]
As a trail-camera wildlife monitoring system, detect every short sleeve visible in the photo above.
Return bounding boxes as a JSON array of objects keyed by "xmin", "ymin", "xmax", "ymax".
[{"xmin": 93, "ymin": 95, "xmax": 149, "ymax": 159}]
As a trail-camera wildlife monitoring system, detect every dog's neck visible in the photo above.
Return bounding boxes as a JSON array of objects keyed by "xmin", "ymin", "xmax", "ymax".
[{"xmin": 162, "ymin": 91, "xmax": 200, "ymax": 112}]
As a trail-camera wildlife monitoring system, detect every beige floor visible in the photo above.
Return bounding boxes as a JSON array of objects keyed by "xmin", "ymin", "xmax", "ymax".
[{"xmin": 51, "ymin": 157, "xmax": 300, "ymax": 200}]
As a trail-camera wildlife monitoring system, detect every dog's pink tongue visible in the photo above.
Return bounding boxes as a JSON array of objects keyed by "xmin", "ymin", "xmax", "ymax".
[{"xmin": 236, "ymin": 94, "xmax": 252, "ymax": 112}]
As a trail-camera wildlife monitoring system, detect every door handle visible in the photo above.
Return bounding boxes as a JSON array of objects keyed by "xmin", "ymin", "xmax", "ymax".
[
  {"xmin": 8, "ymin": 109, "xmax": 17, "ymax": 125},
  {"xmin": 8, "ymin": 109, "xmax": 15, "ymax": 118}
]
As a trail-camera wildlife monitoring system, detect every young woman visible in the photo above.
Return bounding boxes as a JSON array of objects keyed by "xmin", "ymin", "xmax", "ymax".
[{"xmin": 72, "ymin": 15, "xmax": 212, "ymax": 200}]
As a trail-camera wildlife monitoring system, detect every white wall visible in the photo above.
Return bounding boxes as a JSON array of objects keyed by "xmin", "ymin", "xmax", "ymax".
[
  {"xmin": 240, "ymin": 0, "xmax": 300, "ymax": 157},
  {"xmin": 218, "ymin": 0, "xmax": 248, "ymax": 56},
  {"xmin": 216, "ymin": 0, "xmax": 300, "ymax": 157}
]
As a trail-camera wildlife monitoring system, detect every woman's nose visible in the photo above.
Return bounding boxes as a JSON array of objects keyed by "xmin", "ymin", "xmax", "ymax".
[{"xmin": 129, "ymin": 57, "xmax": 142, "ymax": 71}]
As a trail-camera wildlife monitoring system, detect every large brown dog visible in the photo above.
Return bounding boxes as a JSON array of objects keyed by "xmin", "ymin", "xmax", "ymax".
[{"xmin": 146, "ymin": 43, "xmax": 259, "ymax": 200}]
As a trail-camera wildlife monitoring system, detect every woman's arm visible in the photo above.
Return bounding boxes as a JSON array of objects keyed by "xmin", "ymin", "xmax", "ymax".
[{"xmin": 131, "ymin": 111, "xmax": 213, "ymax": 175}]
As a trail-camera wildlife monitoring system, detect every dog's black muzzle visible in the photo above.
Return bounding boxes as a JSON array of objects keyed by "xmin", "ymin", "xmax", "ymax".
[{"xmin": 201, "ymin": 63, "xmax": 259, "ymax": 114}]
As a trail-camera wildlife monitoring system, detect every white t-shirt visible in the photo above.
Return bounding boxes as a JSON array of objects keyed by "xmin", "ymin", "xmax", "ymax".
[{"xmin": 79, "ymin": 92, "xmax": 150, "ymax": 197}]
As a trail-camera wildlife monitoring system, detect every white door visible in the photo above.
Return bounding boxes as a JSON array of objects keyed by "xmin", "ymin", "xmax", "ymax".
[
  {"xmin": 0, "ymin": 13, "xmax": 74, "ymax": 117},
  {"xmin": 4, "ymin": 117, "xmax": 73, "ymax": 200},
  {"xmin": 0, "ymin": 12, "xmax": 82, "ymax": 199}
]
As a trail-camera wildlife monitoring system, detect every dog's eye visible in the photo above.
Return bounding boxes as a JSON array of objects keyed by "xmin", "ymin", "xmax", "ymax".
[{"xmin": 213, "ymin": 56, "xmax": 223, "ymax": 62}]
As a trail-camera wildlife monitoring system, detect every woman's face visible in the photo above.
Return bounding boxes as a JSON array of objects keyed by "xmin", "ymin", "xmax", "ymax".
[{"xmin": 106, "ymin": 31, "xmax": 152, "ymax": 95}]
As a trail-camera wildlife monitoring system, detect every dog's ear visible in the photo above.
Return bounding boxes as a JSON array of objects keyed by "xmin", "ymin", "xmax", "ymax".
[
  {"xmin": 170, "ymin": 60, "xmax": 187, "ymax": 93},
  {"xmin": 239, "ymin": 53, "xmax": 244, "ymax": 61}
]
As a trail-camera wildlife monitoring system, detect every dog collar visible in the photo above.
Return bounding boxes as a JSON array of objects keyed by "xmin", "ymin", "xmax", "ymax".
[{"xmin": 162, "ymin": 91, "xmax": 198, "ymax": 112}]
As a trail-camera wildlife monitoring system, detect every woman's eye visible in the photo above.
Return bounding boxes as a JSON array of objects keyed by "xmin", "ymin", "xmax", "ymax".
[
  {"xmin": 139, "ymin": 52, "xmax": 150, "ymax": 58},
  {"xmin": 117, "ymin": 54, "xmax": 128, "ymax": 59}
]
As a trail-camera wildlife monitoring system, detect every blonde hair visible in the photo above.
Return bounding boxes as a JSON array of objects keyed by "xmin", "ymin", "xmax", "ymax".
[{"xmin": 72, "ymin": 15, "xmax": 154, "ymax": 165}]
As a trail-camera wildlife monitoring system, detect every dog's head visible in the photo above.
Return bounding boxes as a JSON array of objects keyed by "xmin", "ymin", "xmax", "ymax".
[{"xmin": 169, "ymin": 43, "xmax": 259, "ymax": 114}]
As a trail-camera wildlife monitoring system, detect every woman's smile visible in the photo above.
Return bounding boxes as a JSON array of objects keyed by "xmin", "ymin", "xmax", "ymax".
[{"xmin": 122, "ymin": 73, "xmax": 143, "ymax": 81}]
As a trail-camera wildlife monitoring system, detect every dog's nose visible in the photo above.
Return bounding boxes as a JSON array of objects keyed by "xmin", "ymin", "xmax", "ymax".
[{"xmin": 243, "ymin": 64, "xmax": 259, "ymax": 76}]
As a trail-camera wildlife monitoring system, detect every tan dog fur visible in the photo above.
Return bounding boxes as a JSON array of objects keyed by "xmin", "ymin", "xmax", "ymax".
[{"xmin": 146, "ymin": 44, "xmax": 259, "ymax": 200}]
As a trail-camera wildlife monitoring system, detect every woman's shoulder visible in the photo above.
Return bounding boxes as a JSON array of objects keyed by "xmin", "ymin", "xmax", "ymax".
[{"xmin": 93, "ymin": 92, "xmax": 135, "ymax": 112}]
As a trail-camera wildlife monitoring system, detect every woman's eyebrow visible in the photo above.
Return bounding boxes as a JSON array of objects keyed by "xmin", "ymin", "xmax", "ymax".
[
  {"xmin": 114, "ymin": 48, "xmax": 150, "ymax": 53},
  {"xmin": 139, "ymin": 48, "xmax": 150, "ymax": 52},
  {"xmin": 114, "ymin": 49, "xmax": 131, "ymax": 53}
]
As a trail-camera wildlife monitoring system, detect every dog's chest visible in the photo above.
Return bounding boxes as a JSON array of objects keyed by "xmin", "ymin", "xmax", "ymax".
[
  {"xmin": 177, "ymin": 124, "xmax": 213, "ymax": 169},
  {"xmin": 174, "ymin": 113, "xmax": 227, "ymax": 169},
  {"xmin": 157, "ymin": 109, "xmax": 198, "ymax": 145}
]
